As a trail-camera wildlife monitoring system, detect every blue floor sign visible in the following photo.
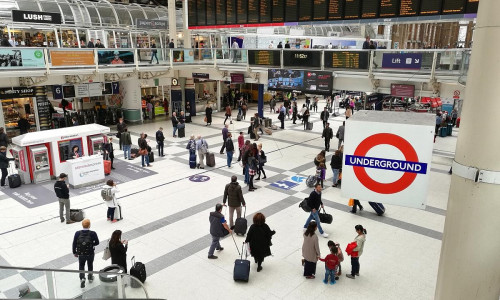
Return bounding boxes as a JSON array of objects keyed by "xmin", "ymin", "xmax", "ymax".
[{"xmin": 271, "ymin": 180, "xmax": 299, "ymax": 190}]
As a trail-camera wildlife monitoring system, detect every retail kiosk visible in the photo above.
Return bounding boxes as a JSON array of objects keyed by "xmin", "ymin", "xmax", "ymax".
[{"xmin": 11, "ymin": 124, "xmax": 110, "ymax": 188}]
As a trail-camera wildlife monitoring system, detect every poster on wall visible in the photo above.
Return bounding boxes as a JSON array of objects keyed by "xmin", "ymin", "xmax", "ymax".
[
  {"xmin": 172, "ymin": 50, "xmax": 195, "ymax": 63},
  {"xmin": 50, "ymin": 50, "xmax": 95, "ymax": 66},
  {"xmin": 0, "ymin": 49, "xmax": 45, "ymax": 68},
  {"xmin": 97, "ymin": 50, "xmax": 134, "ymax": 65},
  {"xmin": 75, "ymin": 84, "xmax": 89, "ymax": 98},
  {"xmin": 35, "ymin": 86, "xmax": 51, "ymax": 131}
]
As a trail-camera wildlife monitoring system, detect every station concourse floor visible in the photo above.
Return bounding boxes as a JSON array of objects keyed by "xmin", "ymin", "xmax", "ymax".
[{"xmin": 0, "ymin": 101, "xmax": 457, "ymax": 300}]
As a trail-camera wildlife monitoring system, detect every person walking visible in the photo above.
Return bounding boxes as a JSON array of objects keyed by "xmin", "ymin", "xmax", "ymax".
[
  {"xmin": 172, "ymin": 112, "xmax": 179, "ymax": 137},
  {"xmin": 319, "ymin": 244, "xmax": 340, "ymax": 284},
  {"xmin": 303, "ymin": 107, "xmax": 310, "ymax": 130},
  {"xmin": 284, "ymin": 98, "xmax": 291, "ymax": 119},
  {"xmin": 205, "ymin": 104, "xmax": 212, "ymax": 126},
  {"xmin": 102, "ymin": 179, "xmax": 119, "ymax": 222},
  {"xmin": 17, "ymin": 115, "xmax": 31, "ymax": 134},
  {"xmin": 302, "ymin": 221, "xmax": 321, "ymax": 279},
  {"xmin": 146, "ymin": 101, "xmax": 153, "ymax": 120},
  {"xmin": 220, "ymin": 124, "xmax": 229, "ymax": 154},
  {"xmin": 242, "ymin": 140, "xmax": 251, "ymax": 184},
  {"xmin": 245, "ymin": 213, "xmax": 275, "ymax": 272},
  {"xmin": 322, "ymin": 123, "xmax": 334, "ymax": 152},
  {"xmin": 336, "ymin": 121, "xmax": 345, "ymax": 150},
  {"xmin": 320, "ymin": 107, "xmax": 330, "ymax": 129},
  {"xmin": 252, "ymin": 113, "xmax": 260, "ymax": 141},
  {"xmin": 270, "ymin": 96, "xmax": 276, "ymax": 114},
  {"xmin": 292, "ymin": 102, "xmax": 298, "ymax": 124},
  {"xmin": 345, "ymin": 106, "xmax": 352, "ymax": 120},
  {"xmin": 156, "ymin": 127, "xmax": 165, "ymax": 157},
  {"xmin": 346, "ymin": 225, "xmax": 367, "ymax": 279},
  {"xmin": 72, "ymin": 219, "xmax": 99, "ymax": 288},
  {"xmin": 303, "ymin": 184, "xmax": 329, "ymax": 238},
  {"xmin": 168, "ymin": 39, "xmax": 175, "ymax": 48},
  {"xmin": 242, "ymin": 100, "xmax": 248, "ymax": 120},
  {"xmin": 255, "ymin": 143, "xmax": 267, "ymax": 180},
  {"xmin": 231, "ymin": 39, "xmax": 239, "ymax": 63},
  {"xmin": 225, "ymin": 133, "xmax": 235, "ymax": 168},
  {"xmin": 0, "ymin": 146, "xmax": 14, "ymax": 187},
  {"xmin": 116, "ymin": 118, "xmax": 127, "ymax": 150},
  {"xmin": 138, "ymin": 133, "xmax": 152, "ymax": 167},
  {"xmin": 109, "ymin": 230, "xmax": 128, "ymax": 272},
  {"xmin": 208, "ymin": 204, "xmax": 232, "ymax": 259},
  {"xmin": 237, "ymin": 132, "xmax": 244, "ymax": 162},
  {"xmin": 222, "ymin": 175, "xmax": 246, "ymax": 228},
  {"xmin": 316, "ymin": 162, "xmax": 326, "ymax": 188},
  {"xmin": 313, "ymin": 96, "xmax": 319, "ymax": 113},
  {"xmin": 330, "ymin": 150, "xmax": 342, "ymax": 187},
  {"xmin": 54, "ymin": 173, "xmax": 74, "ymax": 224},
  {"xmin": 278, "ymin": 105, "xmax": 285, "ymax": 129},
  {"xmin": 121, "ymin": 129, "xmax": 132, "ymax": 160},
  {"xmin": 350, "ymin": 199, "xmax": 364, "ymax": 214},
  {"xmin": 102, "ymin": 138, "xmax": 115, "ymax": 170},
  {"xmin": 224, "ymin": 105, "xmax": 233, "ymax": 125},
  {"xmin": 150, "ymin": 39, "xmax": 159, "ymax": 64},
  {"xmin": 196, "ymin": 135, "xmax": 208, "ymax": 169},
  {"xmin": 247, "ymin": 145, "xmax": 258, "ymax": 191}
]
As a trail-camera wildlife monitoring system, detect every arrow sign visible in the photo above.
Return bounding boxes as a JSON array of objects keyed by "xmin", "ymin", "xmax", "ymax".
[{"xmin": 382, "ymin": 53, "xmax": 423, "ymax": 70}]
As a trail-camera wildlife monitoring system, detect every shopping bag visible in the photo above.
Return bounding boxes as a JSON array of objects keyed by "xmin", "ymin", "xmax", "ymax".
[{"xmin": 348, "ymin": 199, "xmax": 354, "ymax": 207}]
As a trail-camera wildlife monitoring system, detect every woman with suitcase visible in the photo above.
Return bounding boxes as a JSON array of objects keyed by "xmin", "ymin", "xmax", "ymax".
[
  {"xmin": 346, "ymin": 225, "xmax": 367, "ymax": 279},
  {"xmin": 109, "ymin": 230, "xmax": 128, "ymax": 272},
  {"xmin": 186, "ymin": 135, "xmax": 197, "ymax": 169},
  {"xmin": 244, "ymin": 213, "xmax": 275, "ymax": 272},
  {"xmin": 302, "ymin": 221, "xmax": 320, "ymax": 279}
]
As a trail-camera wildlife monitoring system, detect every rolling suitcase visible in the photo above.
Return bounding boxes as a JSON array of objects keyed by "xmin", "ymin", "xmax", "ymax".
[
  {"xmin": 114, "ymin": 205, "xmax": 123, "ymax": 220},
  {"xmin": 306, "ymin": 122, "xmax": 313, "ymax": 130},
  {"xmin": 318, "ymin": 208, "xmax": 333, "ymax": 224},
  {"xmin": 103, "ymin": 160, "xmax": 111, "ymax": 175},
  {"xmin": 368, "ymin": 202, "xmax": 385, "ymax": 216},
  {"xmin": 206, "ymin": 152, "xmax": 215, "ymax": 167},
  {"xmin": 189, "ymin": 152, "xmax": 197, "ymax": 169},
  {"xmin": 306, "ymin": 175, "xmax": 317, "ymax": 188},
  {"xmin": 233, "ymin": 240, "xmax": 250, "ymax": 282},
  {"xmin": 247, "ymin": 125, "xmax": 252, "ymax": 134},
  {"xmin": 178, "ymin": 127, "xmax": 185, "ymax": 138},
  {"xmin": 237, "ymin": 114, "xmax": 242, "ymax": 121},
  {"xmin": 250, "ymin": 131, "xmax": 256, "ymax": 139},
  {"xmin": 439, "ymin": 127, "xmax": 447, "ymax": 137},
  {"xmin": 130, "ymin": 256, "xmax": 147, "ymax": 288},
  {"xmin": 148, "ymin": 151, "xmax": 154, "ymax": 162},
  {"xmin": 264, "ymin": 128, "xmax": 272, "ymax": 135},
  {"xmin": 70, "ymin": 209, "xmax": 85, "ymax": 222},
  {"xmin": 234, "ymin": 207, "xmax": 247, "ymax": 236},
  {"xmin": 447, "ymin": 124, "xmax": 453, "ymax": 136},
  {"xmin": 7, "ymin": 163, "xmax": 21, "ymax": 188}
]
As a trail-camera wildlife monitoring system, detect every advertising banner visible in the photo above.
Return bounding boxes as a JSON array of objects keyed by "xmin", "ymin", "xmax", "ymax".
[
  {"xmin": 172, "ymin": 50, "xmax": 195, "ymax": 63},
  {"xmin": 12, "ymin": 10, "xmax": 62, "ymax": 24},
  {"xmin": 98, "ymin": 50, "xmax": 134, "ymax": 65},
  {"xmin": 0, "ymin": 49, "xmax": 45, "ymax": 68},
  {"xmin": 50, "ymin": 50, "xmax": 95, "ymax": 66},
  {"xmin": 35, "ymin": 86, "xmax": 51, "ymax": 131},
  {"xmin": 0, "ymin": 87, "xmax": 36, "ymax": 99}
]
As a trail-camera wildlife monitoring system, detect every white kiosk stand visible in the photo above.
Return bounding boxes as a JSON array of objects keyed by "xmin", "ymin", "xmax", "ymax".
[{"xmin": 66, "ymin": 155, "xmax": 105, "ymax": 188}]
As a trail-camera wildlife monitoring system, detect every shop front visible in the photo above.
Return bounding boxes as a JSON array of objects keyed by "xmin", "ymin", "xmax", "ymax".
[
  {"xmin": 140, "ymin": 84, "xmax": 170, "ymax": 119},
  {"xmin": 193, "ymin": 74, "xmax": 217, "ymax": 114},
  {"xmin": 0, "ymin": 87, "xmax": 43, "ymax": 140}
]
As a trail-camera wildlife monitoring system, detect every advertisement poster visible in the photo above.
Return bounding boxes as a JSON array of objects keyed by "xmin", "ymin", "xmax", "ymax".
[
  {"xmin": 97, "ymin": 50, "xmax": 134, "ymax": 65},
  {"xmin": 0, "ymin": 49, "xmax": 45, "ymax": 68},
  {"xmin": 50, "ymin": 50, "xmax": 94, "ymax": 66},
  {"xmin": 35, "ymin": 86, "xmax": 51, "ymax": 131},
  {"xmin": 172, "ymin": 50, "xmax": 195, "ymax": 63}
]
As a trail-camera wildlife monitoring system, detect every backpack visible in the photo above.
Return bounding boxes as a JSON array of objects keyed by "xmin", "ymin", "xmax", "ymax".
[
  {"xmin": 76, "ymin": 230, "xmax": 93, "ymax": 256},
  {"xmin": 101, "ymin": 188, "xmax": 113, "ymax": 201},
  {"xmin": 200, "ymin": 139, "xmax": 208, "ymax": 154}
]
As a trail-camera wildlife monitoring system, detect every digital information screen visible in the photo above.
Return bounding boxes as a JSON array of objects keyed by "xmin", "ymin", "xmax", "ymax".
[
  {"xmin": 268, "ymin": 69, "xmax": 333, "ymax": 94},
  {"xmin": 272, "ymin": 0, "xmax": 285, "ymax": 22},
  {"xmin": 420, "ymin": 0, "xmax": 442, "ymax": 15},
  {"xmin": 196, "ymin": 0, "xmax": 206, "ymax": 25},
  {"xmin": 260, "ymin": 0, "xmax": 272, "ymax": 23},
  {"xmin": 328, "ymin": 0, "xmax": 344, "ymax": 19},
  {"xmin": 216, "ymin": 0, "xmax": 226, "ymax": 25},
  {"xmin": 304, "ymin": 71, "xmax": 333, "ymax": 94},
  {"xmin": 206, "ymin": 0, "xmax": 216, "ymax": 25},
  {"xmin": 248, "ymin": 0, "xmax": 259, "ymax": 23},
  {"xmin": 442, "ymin": 0, "xmax": 466, "ymax": 14},
  {"xmin": 400, "ymin": 0, "xmax": 420, "ymax": 16},
  {"xmin": 227, "ymin": 0, "xmax": 237, "ymax": 24},
  {"xmin": 285, "ymin": 0, "xmax": 298, "ymax": 22},
  {"xmin": 324, "ymin": 51, "xmax": 370, "ymax": 69},
  {"xmin": 299, "ymin": 0, "xmax": 313, "ymax": 22},
  {"xmin": 248, "ymin": 50, "xmax": 281, "ymax": 66},
  {"xmin": 313, "ymin": 0, "xmax": 328, "ymax": 21},
  {"xmin": 379, "ymin": 0, "xmax": 398, "ymax": 17},
  {"xmin": 237, "ymin": 0, "xmax": 248, "ymax": 24},
  {"xmin": 188, "ymin": 0, "xmax": 197, "ymax": 26},
  {"xmin": 465, "ymin": 0, "xmax": 479, "ymax": 14},
  {"xmin": 344, "ymin": 0, "xmax": 361, "ymax": 19},
  {"xmin": 361, "ymin": 0, "xmax": 379, "ymax": 19},
  {"xmin": 283, "ymin": 51, "xmax": 322, "ymax": 68}
]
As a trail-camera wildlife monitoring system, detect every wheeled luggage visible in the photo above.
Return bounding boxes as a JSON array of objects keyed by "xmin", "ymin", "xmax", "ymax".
[
  {"xmin": 233, "ymin": 242, "xmax": 250, "ymax": 282},
  {"xmin": 319, "ymin": 208, "xmax": 333, "ymax": 224},
  {"xmin": 114, "ymin": 205, "xmax": 123, "ymax": 220},
  {"xmin": 148, "ymin": 151, "xmax": 154, "ymax": 162},
  {"xmin": 237, "ymin": 114, "xmax": 242, "ymax": 121},
  {"xmin": 103, "ymin": 160, "xmax": 111, "ymax": 175},
  {"xmin": 447, "ymin": 124, "xmax": 453, "ymax": 136},
  {"xmin": 234, "ymin": 207, "xmax": 247, "ymax": 236},
  {"xmin": 306, "ymin": 122, "xmax": 313, "ymax": 130},
  {"xmin": 206, "ymin": 152, "xmax": 215, "ymax": 167},
  {"xmin": 8, "ymin": 173, "xmax": 21, "ymax": 188},
  {"xmin": 264, "ymin": 128, "xmax": 272, "ymax": 135},
  {"xmin": 189, "ymin": 153, "xmax": 197, "ymax": 169},
  {"xmin": 247, "ymin": 125, "xmax": 252, "ymax": 134},
  {"xmin": 368, "ymin": 202, "xmax": 385, "ymax": 216},
  {"xmin": 130, "ymin": 256, "xmax": 147, "ymax": 288},
  {"xmin": 178, "ymin": 127, "xmax": 185, "ymax": 138},
  {"xmin": 250, "ymin": 130, "xmax": 256, "ymax": 139},
  {"xmin": 439, "ymin": 127, "xmax": 447, "ymax": 137},
  {"xmin": 70, "ymin": 209, "xmax": 85, "ymax": 222},
  {"xmin": 306, "ymin": 175, "xmax": 317, "ymax": 188},
  {"xmin": 456, "ymin": 117, "xmax": 460, "ymax": 128}
]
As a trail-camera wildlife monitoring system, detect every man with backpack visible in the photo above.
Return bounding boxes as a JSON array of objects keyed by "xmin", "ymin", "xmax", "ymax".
[
  {"xmin": 196, "ymin": 135, "xmax": 208, "ymax": 169},
  {"xmin": 102, "ymin": 180, "xmax": 120, "ymax": 222},
  {"xmin": 72, "ymin": 219, "xmax": 99, "ymax": 288}
]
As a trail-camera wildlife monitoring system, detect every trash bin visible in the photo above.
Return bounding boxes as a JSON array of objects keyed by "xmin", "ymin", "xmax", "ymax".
[{"xmin": 99, "ymin": 265, "xmax": 125, "ymax": 298}]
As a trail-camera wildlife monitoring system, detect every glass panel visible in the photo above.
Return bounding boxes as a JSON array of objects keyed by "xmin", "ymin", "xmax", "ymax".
[
  {"xmin": 39, "ymin": 1, "xmax": 61, "ymax": 14},
  {"xmin": 143, "ymin": 7, "xmax": 159, "ymax": 20},
  {"xmin": 15, "ymin": 0, "xmax": 38, "ymax": 12},
  {"xmin": 60, "ymin": 29, "xmax": 79, "ymax": 48},
  {"xmin": 115, "ymin": 31, "xmax": 130, "ymax": 48},
  {"xmin": 3, "ymin": 269, "xmax": 48, "ymax": 299},
  {"xmin": 96, "ymin": 6, "xmax": 117, "ymax": 25},
  {"xmin": 84, "ymin": 5, "xmax": 101, "ymax": 26},
  {"xmin": 114, "ymin": 6, "xmax": 132, "ymax": 26},
  {"xmin": 58, "ymin": 2, "xmax": 75, "ymax": 24}
]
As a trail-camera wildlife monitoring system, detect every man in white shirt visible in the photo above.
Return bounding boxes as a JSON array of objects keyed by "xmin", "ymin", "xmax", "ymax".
[
  {"xmin": 268, "ymin": 41, "xmax": 274, "ymax": 49},
  {"xmin": 327, "ymin": 43, "xmax": 333, "ymax": 49},
  {"xmin": 231, "ymin": 40, "xmax": 239, "ymax": 63}
]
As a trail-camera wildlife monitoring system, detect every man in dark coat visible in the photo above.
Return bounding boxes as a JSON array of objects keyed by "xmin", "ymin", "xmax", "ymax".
[
  {"xmin": 320, "ymin": 107, "xmax": 330, "ymax": 129},
  {"xmin": 156, "ymin": 127, "xmax": 165, "ymax": 157},
  {"xmin": 322, "ymin": 123, "xmax": 334, "ymax": 152},
  {"xmin": 103, "ymin": 138, "xmax": 115, "ymax": 169},
  {"xmin": 208, "ymin": 204, "xmax": 231, "ymax": 259},
  {"xmin": 222, "ymin": 176, "xmax": 246, "ymax": 228},
  {"xmin": 0, "ymin": 146, "xmax": 13, "ymax": 187},
  {"xmin": 116, "ymin": 118, "xmax": 127, "ymax": 150}
]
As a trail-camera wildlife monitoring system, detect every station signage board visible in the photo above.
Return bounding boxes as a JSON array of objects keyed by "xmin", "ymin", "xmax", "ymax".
[
  {"xmin": 0, "ymin": 87, "xmax": 36, "ymax": 99},
  {"xmin": 12, "ymin": 10, "xmax": 62, "ymax": 24},
  {"xmin": 283, "ymin": 50, "xmax": 321, "ymax": 68},
  {"xmin": 248, "ymin": 50, "xmax": 281, "ymax": 67},
  {"xmin": 136, "ymin": 19, "xmax": 168, "ymax": 29},
  {"xmin": 382, "ymin": 53, "xmax": 423, "ymax": 70},
  {"xmin": 341, "ymin": 111, "xmax": 435, "ymax": 209},
  {"xmin": 391, "ymin": 84, "xmax": 415, "ymax": 98},
  {"xmin": 324, "ymin": 51, "xmax": 369, "ymax": 69},
  {"xmin": 192, "ymin": 73, "xmax": 210, "ymax": 79}
]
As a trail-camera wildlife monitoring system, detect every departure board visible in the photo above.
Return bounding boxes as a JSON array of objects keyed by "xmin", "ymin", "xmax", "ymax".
[
  {"xmin": 361, "ymin": 0, "xmax": 379, "ymax": 18},
  {"xmin": 379, "ymin": 0, "xmax": 398, "ymax": 17},
  {"xmin": 216, "ymin": 0, "xmax": 226, "ymax": 25},
  {"xmin": 206, "ymin": 0, "xmax": 216, "ymax": 25},
  {"xmin": 283, "ymin": 50, "xmax": 322, "ymax": 68},
  {"xmin": 400, "ymin": 0, "xmax": 420, "ymax": 16},
  {"xmin": 344, "ymin": 0, "xmax": 361, "ymax": 19},
  {"xmin": 465, "ymin": 0, "xmax": 479, "ymax": 14},
  {"xmin": 324, "ymin": 51, "xmax": 370, "ymax": 69},
  {"xmin": 420, "ymin": 0, "xmax": 442, "ymax": 15},
  {"xmin": 197, "ymin": 0, "xmax": 206, "ymax": 25},
  {"xmin": 299, "ymin": 0, "xmax": 313, "ymax": 21},
  {"xmin": 442, "ymin": 0, "xmax": 466, "ymax": 14},
  {"xmin": 188, "ymin": 0, "xmax": 197, "ymax": 26},
  {"xmin": 285, "ymin": 0, "xmax": 298, "ymax": 22},
  {"xmin": 272, "ymin": 0, "xmax": 285, "ymax": 22},
  {"xmin": 248, "ymin": 50, "xmax": 281, "ymax": 66},
  {"xmin": 260, "ymin": 0, "xmax": 272, "ymax": 23},
  {"xmin": 236, "ymin": 0, "xmax": 248, "ymax": 24},
  {"xmin": 227, "ymin": 0, "xmax": 236, "ymax": 24},
  {"xmin": 328, "ymin": 0, "xmax": 344, "ymax": 19},
  {"xmin": 248, "ymin": 0, "xmax": 259, "ymax": 23},
  {"xmin": 313, "ymin": 0, "xmax": 328, "ymax": 21}
]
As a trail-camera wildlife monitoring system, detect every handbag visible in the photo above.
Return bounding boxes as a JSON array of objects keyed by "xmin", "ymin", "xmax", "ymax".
[
  {"xmin": 348, "ymin": 199, "xmax": 354, "ymax": 207},
  {"xmin": 318, "ymin": 208, "xmax": 333, "ymax": 224},
  {"xmin": 204, "ymin": 116, "xmax": 207, "ymax": 123},
  {"xmin": 138, "ymin": 149, "xmax": 147, "ymax": 156},
  {"xmin": 299, "ymin": 198, "xmax": 311, "ymax": 212},
  {"xmin": 102, "ymin": 245, "xmax": 111, "ymax": 260}
]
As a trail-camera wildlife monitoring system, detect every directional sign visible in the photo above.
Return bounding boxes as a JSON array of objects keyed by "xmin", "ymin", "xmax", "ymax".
[
  {"xmin": 189, "ymin": 175, "xmax": 210, "ymax": 182},
  {"xmin": 271, "ymin": 180, "xmax": 299, "ymax": 190},
  {"xmin": 382, "ymin": 53, "xmax": 423, "ymax": 70}
]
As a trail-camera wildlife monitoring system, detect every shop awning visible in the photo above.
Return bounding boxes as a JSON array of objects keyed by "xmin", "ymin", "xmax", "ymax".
[{"xmin": 12, "ymin": 124, "xmax": 110, "ymax": 147}]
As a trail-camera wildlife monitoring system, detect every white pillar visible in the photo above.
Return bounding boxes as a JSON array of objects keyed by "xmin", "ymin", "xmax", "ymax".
[
  {"xmin": 435, "ymin": 0, "xmax": 500, "ymax": 299},
  {"xmin": 168, "ymin": 0, "xmax": 177, "ymax": 47}
]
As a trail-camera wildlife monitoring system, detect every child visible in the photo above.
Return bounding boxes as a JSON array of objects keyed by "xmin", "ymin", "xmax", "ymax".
[
  {"xmin": 328, "ymin": 240, "xmax": 344, "ymax": 279},
  {"xmin": 316, "ymin": 162, "xmax": 326, "ymax": 188},
  {"xmin": 319, "ymin": 244, "xmax": 339, "ymax": 285}
]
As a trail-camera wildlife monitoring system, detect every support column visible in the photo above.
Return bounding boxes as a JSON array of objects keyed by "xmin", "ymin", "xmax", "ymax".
[
  {"xmin": 435, "ymin": 0, "xmax": 500, "ymax": 299},
  {"xmin": 168, "ymin": 0, "xmax": 177, "ymax": 47},
  {"xmin": 257, "ymin": 84, "xmax": 264, "ymax": 118},
  {"xmin": 217, "ymin": 80, "xmax": 221, "ymax": 111}
]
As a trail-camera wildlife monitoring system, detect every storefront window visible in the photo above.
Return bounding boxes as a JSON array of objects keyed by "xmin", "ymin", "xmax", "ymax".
[
  {"xmin": 115, "ymin": 31, "xmax": 130, "ymax": 48},
  {"xmin": 9, "ymin": 28, "xmax": 56, "ymax": 47},
  {"xmin": 2, "ymin": 97, "xmax": 35, "ymax": 139},
  {"xmin": 60, "ymin": 29, "xmax": 79, "ymax": 48}
]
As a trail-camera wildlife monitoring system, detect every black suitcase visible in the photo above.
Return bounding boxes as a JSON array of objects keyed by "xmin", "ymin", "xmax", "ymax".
[
  {"xmin": 8, "ymin": 174, "xmax": 21, "ymax": 188},
  {"xmin": 247, "ymin": 125, "xmax": 252, "ymax": 134},
  {"xmin": 189, "ymin": 153, "xmax": 196, "ymax": 169},
  {"xmin": 306, "ymin": 122, "xmax": 313, "ymax": 130},
  {"xmin": 233, "ymin": 242, "xmax": 250, "ymax": 282},
  {"xmin": 206, "ymin": 152, "xmax": 215, "ymax": 167},
  {"xmin": 237, "ymin": 114, "xmax": 242, "ymax": 121},
  {"xmin": 148, "ymin": 151, "xmax": 154, "ymax": 162},
  {"xmin": 178, "ymin": 127, "xmax": 185, "ymax": 138},
  {"xmin": 130, "ymin": 256, "xmax": 147, "ymax": 288},
  {"xmin": 70, "ymin": 209, "xmax": 85, "ymax": 222},
  {"xmin": 234, "ymin": 207, "xmax": 247, "ymax": 236},
  {"xmin": 319, "ymin": 208, "xmax": 333, "ymax": 224},
  {"xmin": 369, "ymin": 202, "xmax": 385, "ymax": 216}
]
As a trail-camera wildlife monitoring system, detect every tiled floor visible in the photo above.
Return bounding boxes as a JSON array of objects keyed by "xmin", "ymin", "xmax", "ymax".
[{"xmin": 0, "ymin": 100, "xmax": 457, "ymax": 299}]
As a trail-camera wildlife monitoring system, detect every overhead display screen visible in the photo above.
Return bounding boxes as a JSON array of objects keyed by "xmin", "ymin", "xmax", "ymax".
[
  {"xmin": 299, "ymin": 0, "xmax": 313, "ymax": 21},
  {"xmin": 248, "ymin": 50, "xmax": 281, "ymax": 66},
  {"xmin": 420, "ymin": 0, "xmax": 442, "ymax": 15},
  {"xmin": 237, "ymin": 0, "xmax": 247, "ymax": 24},
  {"xmin": 400, "ymin": 0, "xmax": 420, "ymax": 16},
  {"xmin": 344, "ymin": 0, "xmax": 361, "ymax": 19},
  {"xmin": 188, "ymin": 0, "xmax": 197, "ymax": 26},
  {"xmin": 272, "ymin": 0, "xmax": 285, "ymax": 22},
  {"xmin": 206, "ymin": 0, "xmax": 216, "ymax": 25},
  {"xmin": 285, "ymin": 0, "xmax": 298, "ymax": 22},
  {"xmin": 379, "ymin": 0, "xmax": 398, "ymax": 17},
  {"xmin": 248, "ymin": 0, "xmax": 259, "ymax": 23},
  {"xmin": 268, "ymin": 69, "xmax": 333, "ymax": 94},
  {"xmin": 361, "ymin": 0, "xmax": 379, "ymax": 18},
  {"xmin": 260, "ymin": 0, "xmax": 272, "ymax": 23},
  {"xmin": 328, "ymin": 0, "xmax": 344, "ymax": 19},
  {"xmin": 283, "ymin": 51, "xmax": 322, "ymax": 68},
  {"xmin": 304, "ymin": 71, "xmax": 333, "ymax": 94},
  {"xmin": 227, "ymin": 0, "xmax": 236, "ymax": 24},
  {"xmin": 216, "ymin": 0, "xmax": 226, "ymax": 24},
  {"xmin": 313, "ymin": 0, "xmax": 328, "ymax": 21},
  {"xmin": 442, "ymin": 0, "xmax": 466, "ymax": 14},
  {"xmin": 466, "ymin": 0, "xmax": 479, "ymax": 14},
  {"xmin": 324, "ymin": 51, "xmax": 370, "ymax": 69},
  {"xmin": 197, "ymin": 0, "xmax": 206, "ymax": 25}
]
